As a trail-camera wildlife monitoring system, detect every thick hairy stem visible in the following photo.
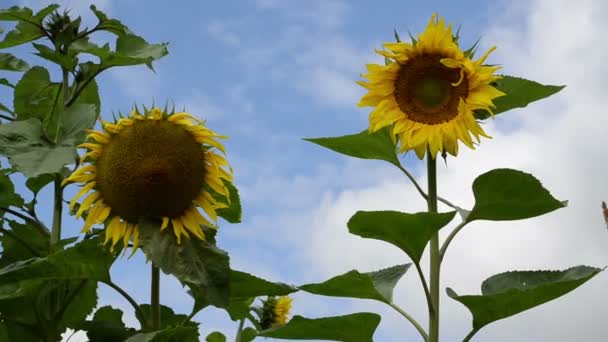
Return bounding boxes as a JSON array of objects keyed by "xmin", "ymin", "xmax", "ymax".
[{"xmin": 427, "ymin": 151, "xmax": 440, "ymax": 342}]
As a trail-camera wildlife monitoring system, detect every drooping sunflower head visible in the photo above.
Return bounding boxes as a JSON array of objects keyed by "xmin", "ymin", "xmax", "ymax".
[
  {"xmin": 260, "ymin": 296, "xmax": 293, "ymax": 329},
  {"xmin": 63, "ymin": 106, "xmax": 233, "ymax": 252},
  {"xmin": 358, "ymin": 14, "xmax": 505, "ymax": 159}
]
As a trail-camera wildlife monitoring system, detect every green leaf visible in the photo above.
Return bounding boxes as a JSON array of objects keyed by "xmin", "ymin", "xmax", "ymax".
[
  {"xmin": 0, "ymin": 17, "xmax": 43, "ymax": 49},
  {"xmin": 80, "ymin": 306, "xmax": 137, "ymax": 342},
  {"xmin": 60, "ymin": 280, "xmax": 98, "ymax": 329},
  {"xmin": 32, "ymin": 43, "xmax": 78, "ymax": 71},
  {"xmin": 25, "ymin": 172, "xmax": 55, "ymax": 197},
  {"xmin": 474, "ymin": 76, "xmax": 565, "ymax": 120},
  {"xmin": 348, "ymin": 210, "xmax": 456, "ymax": 263},
  {"xmin": 138, "ymin": 218, "xmax": 231, "ymax": 308},
  {"xmin": 241, "ymin": 328, "xmax": 257, "ymax": 342},
  {"xmin": 448, "ymin": 266, "xmax": 602, "ymax": 332},
  {"xmin": 231, "ymin": 270, "xmax": 298, "ymax": 299},
  {"xmin": 467, "ymin": 168, "xmax": 565, "ymax": 222},
  {"xmin": 0, "ymin": 6, "xmax": 34, "ymax": 21},
  {"xmin": 225, "ymin": 297, "xmax": 254, "ymax": 321},
  {"xmin": 0, "ymin": 173, "xmax": 24, "ymax": 209},
  {"xmin": 0, "ymin": 322, "xmax": 40, "ymax": 342},
  {"xmin": 304, "ymin": 126, "xmax": 400, "ymax": 167},
  {"xmin": 258, "ymin": 313, "xmax": 381, "ymax": 342},
  {"xmin": 0, "ymin": 53, "xmax": 29, "ymax": 71},
  {"xmin": 0, "ymin": 78, "xmax": 15, "ymax": 89},
  {"xmin": 90, "ymin": 5, "xmax": 130, "ymax": 36},
  {"xmin": 13, "ymin": 66, "xmax": 62, "ymax": 122},
  {"xmin": 0, "ymin": 118, "xmax": 78, "ymax": 177},
  {"xmin": 216, "ymin": 180, "xmax": 242, "ymax": 223},
  {"xmin": 125, "ymin": 327, "xmax": 199, "ymax": 342},
  {"xmin": 300, "ymin": 264, "xmax": 410, "ymax": 304},
  {"xmin": 136, "ymin": 304, "xmax": 197, "ymax": 330},
  {"xmin": 206, "ymin": 331, "xmax": 226, "ymax": 342},
  {"xmin": 0, "ymin": 236, "xmax": 113, "ymax": 285},
  {"xmin": 54, "ymin": 103, "xmax": 97, "ymax": 143},
  {"xmin": 71, "ymin": 32, "xmax": 168, "ymax": 71},
  {"xmin": 0, "ymin": 220, "xmax": 48, "ymax": 268}
]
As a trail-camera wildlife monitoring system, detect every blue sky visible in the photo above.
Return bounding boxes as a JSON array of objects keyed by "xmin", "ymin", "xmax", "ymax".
[{"xmin": 2, "ymin": 0, "xmax": 608, "ymax": 341}]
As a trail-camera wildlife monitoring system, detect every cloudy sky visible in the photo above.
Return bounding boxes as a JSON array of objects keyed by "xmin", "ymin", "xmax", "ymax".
[{"xmin": 2, "ymin": 0, "xmax": 608, "ymax": 341}]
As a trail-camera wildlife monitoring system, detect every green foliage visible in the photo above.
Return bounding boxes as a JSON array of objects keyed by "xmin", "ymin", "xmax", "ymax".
[
  {"xmin": 474, "ymin": 76, "xmax": 565, "ymax": 120},
  {"xmin": 0, "ymin": 236, "xmax": 113, "ymax": 284},
  {"xmin": 136, "ymin": 304, "xmax": 197, "ymax": 330},
  {"xmin": 230, "ymin": 270, "xmax": 298, "ymax": 299},
  {"xmin": 0, "ymin": 220, "xmax": 48, "ymax": 267},
  {"xmin": 138, "ymin": 218, "xmax": 231, "ymax": 308},
  {"xmin": 258, "ymin": 313, "xmax": 381, "ymax": 342},
  {"xmin": 0, "ymin": 52, "xmax": 29, "ymax": 71},
  {"xmin": 448, "ymin": 266, "xmax": 601, "ymax": 333},
  {"xmin": 304, "ymin": 126, "xmax": 400, "ymax": 167},
  {"xmin": 79, "ymin": 306, "xmax": 137, "ymax": 341},
  {"xmin": 467, "ymin": 168, "xmax": 566, "ymax": 222},
  {"xmin": 348, "ymin": 210, "xmax": 456, "ymax": 263},
  {"xmin": 13, "ymin": 66, "xmax": 62, "ymax": 122},
  {"xmin": 0, "ymin": 5, "xmax": 59, "ymax": 48},
  {"xmin": 215, "ymin": 180, "xmax": 242, "ymax": 223},
  {"xmin": 240, "ymin": 328, "xmax": 257, "ymax": 342},
  {"xmin": 32, "ymin": 43, "xmax": 77, "ymax": 70},
  {"xmin": 206, "ymin": 331, "xmax": 226, "ymax": 342},
  {"xmin": 125, "ymin": 327, "xmax": 199, "ymax": 342},
  {"xmin": 300, "ymin": 264, "xmax": 410, "ymax": 304},
  {"xmin": 0, "ymin": 173, "xmax": 24, "ymax": 209},
  {"xmin": 89, "ymin": 4, "xmax": 130, "ymax": 36}
]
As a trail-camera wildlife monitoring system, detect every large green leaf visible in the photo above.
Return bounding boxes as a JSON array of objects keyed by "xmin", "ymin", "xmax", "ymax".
[
  {"xmin": 70, "ymin": 32, "xmax": 168, "ymax": 70},
  {"xmin": 0, "ymin": 173, "xmax": 24, "ymax": 209},
  {"xmin": 348, "ymin": 210, "xmax": 455, "ymax": 263},
  {"xmin": 13, "ymin": 66, "xmax": 62, "ymax": 122},
  {"xmin": 474, "ymin": 76, "xmax": 565, "ymax": 120},
  {"xmin": 0, "ymin": 5, "xmax": 58, "ymax": 48},
  {"xmin": 60, "ymin": 280, "xmax": 98, "ymax": 329},
  {"xmin": 32, "ymin": 43, "xmax": 78, "ymax": 71},
  {"xmin": 206, "ymin": 331, "xmax": 226, "ymax": 342},
  {"xmin": 231, "ymin": 270, "xmax": 298, "ymax": 299},
  {"xmin": 304, "ymin": 126, "xmax": 400, "ymax": 167},
  {"xmin": 135, "ymin": 304, "xmax": 198, "ymax": 330},
  {"xmin": 300, "ymin": 264, "xmax": 410, "ymax": 304},
  {"xmin": 80, "ymin": 306, "xmax": 137, "ymax": 342},
  {"xmin": 89, "ymin": 5, "xmax": 131, "ymax": 36},
  {"xmin": 0, "ymin": 118, "xmax": 77, "ymax": 177},
  {"xmin": 447, "ymin": 266, "xmax": 601, "ymax": 332},
  {"xmin": 258, "ymin": 313, "xmax": 381, "ymax": 342},
  {"xmin": 138, "ymin": 218, "xmax": 231, "ymax": 308},
  {"xmin": 0, "ymin": 322, "xmax": 40, "ymax": 342},
  {"xmin": 467, "ymin": 168, "xmax": 565, "ymax": 222},
  {"xmin": 0, "ymin": 236, "xmax": 113, "ymax": 285},
  {"xmin": 125, "ymin": 327, "xmax": 199, "ymax": 342},
  {"xmin": 0, "ymin": 53, "xmax": 29, "ymax": 72},
  {"xmin": 25, "ymin": 172, "xmax": 56, "ymax": 197},
  {"xmin": 0, "ymin": 220, "xmax": 48, "ymax": 268}
]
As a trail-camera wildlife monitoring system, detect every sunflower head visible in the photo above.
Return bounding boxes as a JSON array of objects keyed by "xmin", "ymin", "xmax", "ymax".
[
  {"xmin": 358, "ymin": 14, "xmax": 505, "ymax": 159},
  {"xmin": 260, "ymin": 296, "xmax": 293, "ymax": 329},
  {"xmin": 63, "ymin": 106, "xmax": 233, "ymax": 254}
]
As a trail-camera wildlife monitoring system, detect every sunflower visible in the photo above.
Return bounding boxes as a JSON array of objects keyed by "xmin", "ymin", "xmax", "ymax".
[
  {"xmin": 357, "ymin": 14, "xmax": 505, "ymax": 159},
  {"xmin": 62, "ymin": 106, "xmax": 233, "ymax": 252},
  {"xmin": 260, "ymin": 296, "xmax": 293, "ymax": 329}
]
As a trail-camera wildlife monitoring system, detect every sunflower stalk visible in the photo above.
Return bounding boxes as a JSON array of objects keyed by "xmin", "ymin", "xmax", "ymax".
[
  {"xmin": 51, "ymin": 67, "xmax": 70, "ymax": 245},
  {"xmin": 151, "ymin": 264, "xmax": 161, "ymax": 329},
  {"xmin": 427, "ymin": 150, "xmax": 440, "ymax": 342}
]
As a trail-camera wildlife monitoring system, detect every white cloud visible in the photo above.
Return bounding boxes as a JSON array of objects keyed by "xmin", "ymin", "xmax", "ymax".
[{"xmin": 206, "ymin": 20, "xmax": 241, "ymax": 46}]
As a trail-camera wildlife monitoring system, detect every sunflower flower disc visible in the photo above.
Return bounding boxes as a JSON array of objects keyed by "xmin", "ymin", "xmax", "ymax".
[
  {"xmin": 260, "ymin": 296, "xmax": 293, "ymax": 329},
  {"xmin": 63, "ymin": 107, "xmax": 233, "ymax": 252},
  {"xmin": 358, "ymin": 14, "xmax": 505, "ymax": 159}
]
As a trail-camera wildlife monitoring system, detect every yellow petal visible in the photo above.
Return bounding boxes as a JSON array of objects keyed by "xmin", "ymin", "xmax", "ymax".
[
  {"xmin": 129, "ymin": 227, "xmax": 140, "ymax": 258},
  {"xmin": 76, "ymin": 192, "xmax": 100, "ymax": 219},
  {"xmin": 85, "ymin": 131, "xmax": 111, "ymax": 144},
  {"xmin": 104, "ymin": 217, "xmax": 121, "ymax": 245},
  {"xmin": 69, "ymin": 181, "xmax": 96, "ymax": 211},
  {"xmin": 161, "ymin": 217, "xmax": 170, "ymax": 231}
]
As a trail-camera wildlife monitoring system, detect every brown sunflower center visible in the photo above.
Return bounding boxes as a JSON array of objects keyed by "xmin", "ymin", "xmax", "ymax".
[
  {"xmin": 394, "ymin": 54, "xmax": 468, "ymax": 125},
  {"xmin": 95, "ymin": 119, "xmax": 206, "ymax": 222}
]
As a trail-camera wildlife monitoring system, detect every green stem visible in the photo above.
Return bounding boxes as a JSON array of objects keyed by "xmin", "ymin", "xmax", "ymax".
[
  {"xmin": 235, "ymin": 318, "xmax": 246, "ymax": 342},
  {"xmin": 462, "ymin": 329, "xmax": 479, "ymax": 342},
  {"xmin": 101, "ymin": 280, "xmax": 148, "ymax": 328},
  {"xmin": 427, "ymin": 150, "xmax": 440, "ymax": 342},
  {"xmin": 389, "ymin": 303, "xmax": 428, "ymax": 341},
  {"xmin": 151, "ymin": 264, "xmax": 161, "ymax": 329},
  {"xmin": 50, "ymin": 68, "xmax": 70, "ymax": 245},
  {"xmin": 50, "ymin": 178, "xmax": 63, "ymax": 245},
  {"xmin": 439, "ymin": 221, "xmax": 468, "ymax": 263}
]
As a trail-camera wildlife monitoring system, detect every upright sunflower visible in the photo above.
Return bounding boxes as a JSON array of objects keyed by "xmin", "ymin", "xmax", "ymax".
[
  {"xmin": 358, "ymin": 14, "xmax": 505, "ymax": 159},
  {"xmin": 63, "ymin": 107, "xmax": 233, "ymax": 252}
]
